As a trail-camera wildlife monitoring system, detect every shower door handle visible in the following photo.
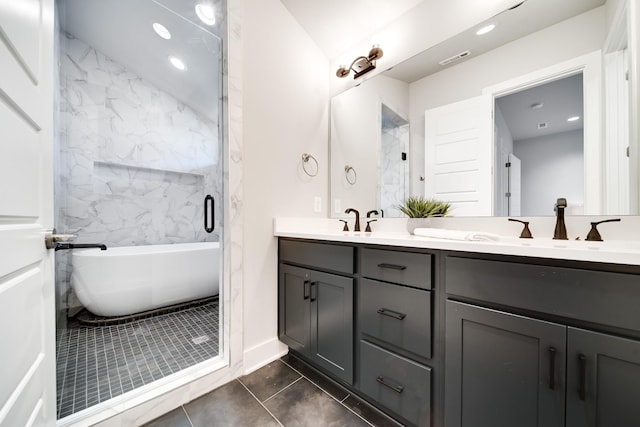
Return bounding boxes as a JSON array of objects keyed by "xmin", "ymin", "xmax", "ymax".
[{"xmin": 204, "ymin": 195, "xmax": 215, "ymax": 233}]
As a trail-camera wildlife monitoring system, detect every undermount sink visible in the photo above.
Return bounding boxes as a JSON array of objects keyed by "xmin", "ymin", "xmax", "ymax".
[{"xmin": 499, "ymin": 237, "xmax": 640, "ymax": 253}]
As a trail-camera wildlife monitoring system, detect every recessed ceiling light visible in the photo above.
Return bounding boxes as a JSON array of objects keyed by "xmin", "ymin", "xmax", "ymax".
[
  {"xmin": 476, "ymin": 24, "xmax": 496, "ymax": 36},
  {"xmin": 567, "ymin": 116, "xmax": 581, "ymax": 122},
  {"xmin": 169, "ymin": 56, "xmax": 186, "ymax": 71},
  {"xmin": 152, "ymin": 22, "xmax": 171, "ymax": 40},
  {"xmin": 195, "ymin": 3, "xmax": 216, "ymax": 26}
]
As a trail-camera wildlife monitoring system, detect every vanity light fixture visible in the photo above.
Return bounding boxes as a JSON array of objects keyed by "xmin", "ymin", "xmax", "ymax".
[
  {"xmin": 476, "ymin": 24, "xmax": 496, "ymax": 36},
  {"xmin": 169, "ymin": 56, "xmax": 186, "ymax": 71},
  {"xmin": 195, "ymin": 2, "xmax": 216, "ymax": 26},
  {"xmin": 336, "ymin": 45, "xmax": 383, "ymax": 79},
  {"xmin": 152, "ymin": 22, "xmax": 171, "ymax": 40},
  {"xmin": 567, "ymin": 116, "xmax": 581, "ymax": 122}
]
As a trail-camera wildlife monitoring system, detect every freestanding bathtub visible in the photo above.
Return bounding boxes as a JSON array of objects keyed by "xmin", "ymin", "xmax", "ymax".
[{"xmin": 71, "ymin": 242, "xmax": 219, "ymax": 317}]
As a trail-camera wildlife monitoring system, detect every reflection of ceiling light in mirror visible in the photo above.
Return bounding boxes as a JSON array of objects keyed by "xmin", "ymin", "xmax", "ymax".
[
  {"xmin": 476, "ymin": 24, "xmax": 496, "ymax": 36},
  {"xmin": 195, "ymin": 3, "xmax": 216, "ymax": 26},
  {"xmin": 152, "ymin": 22, "xmax": 171, "ymax": 39},
  {"xmin": 169, "ymin": 56, "xmax": 186, "ymax": 70},
  {"xmin": 567, "ymin": 116, "xmax": 581, "ymax": 122}
]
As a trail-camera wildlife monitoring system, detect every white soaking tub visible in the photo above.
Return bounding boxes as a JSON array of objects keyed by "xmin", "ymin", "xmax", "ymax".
[{"xmin": 71, "ymin": 242, "xmax": 219, "ymax": 317}]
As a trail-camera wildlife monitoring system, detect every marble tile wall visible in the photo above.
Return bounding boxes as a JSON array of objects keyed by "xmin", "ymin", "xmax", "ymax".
[
  {"xmin": 380, "ymin": 123, "xmax": 409, "ymax": 217},
  {"xmin": 56, "ymin": 33, "xmax": 223, "ymax": 315}
]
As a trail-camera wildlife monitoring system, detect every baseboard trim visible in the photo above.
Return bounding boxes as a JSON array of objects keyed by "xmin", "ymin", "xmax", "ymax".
[{"xmin": 243, "ymin": 337, "xmax": 288, "ymax": 374}]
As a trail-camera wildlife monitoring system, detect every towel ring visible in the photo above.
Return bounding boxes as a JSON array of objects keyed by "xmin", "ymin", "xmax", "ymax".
[
  {"xmin": 302, "ymin": 153, "xmax": 318, "ymax": 177},
  {"xmin": 344, "ymin": 165, "xmax": 357, "ymax": 185}
]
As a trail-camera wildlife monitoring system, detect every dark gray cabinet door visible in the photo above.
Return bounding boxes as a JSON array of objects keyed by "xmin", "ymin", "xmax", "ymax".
[
  {"xmin": 279, "ymin": 263, "xmax": 354, "ymax": 384},
  {"xmin": 310, "ymin": 270, "xmax": 354, "ymax": 384},
  {"xmin": 566, "ymin": 327, "xmax": 640, "ymax": 427},
  {"xmin": 445, "ymin": 301, "xmax": 566, "ymax": 427},
  {"xmin": 279, "ymin": 264, "xmax": 311, "ymax": 355}
]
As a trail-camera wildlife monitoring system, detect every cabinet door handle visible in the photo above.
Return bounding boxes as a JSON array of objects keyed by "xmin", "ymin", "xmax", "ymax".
[
  {"xmin": 310, "ymin": 281, "xmax": 317, "ymax": 302},
  {"xmin": 548, "ymin": 347, "xmax": 556, "ymax": 390},
  {"xmin": 377, "ymin": 263, "xmax": 407, "ymax": 270},
  {"xmin": 578, "ymin": 354, "xmax": 587, "ymax": 401},
  {"xmin": 377, "ymin": 308, "xmax": 407, "ymax": 320},
  {"xmin": 376, "ymin": 376, "xmax": 404, "ymax": 394},
  {"xmin": 303, "ymin": 280, "xmax": 310, "ymax": 300},
  {"xmin": 204, "ymin": 195, "xmax": 214, "ymax": 233}
]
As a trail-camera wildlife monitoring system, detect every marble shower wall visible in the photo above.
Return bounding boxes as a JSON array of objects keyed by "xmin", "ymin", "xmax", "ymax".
[
  {"xmin": 56, "ymin": 33, "xmax": 222, "ymax": 314},
  {"xmin": 380, "ymin": 120, "xmax": 409, "ymax": 217}
]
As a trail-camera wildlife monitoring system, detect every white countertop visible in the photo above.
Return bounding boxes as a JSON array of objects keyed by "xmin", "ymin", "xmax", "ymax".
[{"xmin": 274, "ymin": 217, "xmax": 640, "ymax": 266}]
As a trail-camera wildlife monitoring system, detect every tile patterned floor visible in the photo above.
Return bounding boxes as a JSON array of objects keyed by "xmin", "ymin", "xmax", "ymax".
[
  {"xmin": 143, "ymin": 354, "xmax": 402, "ymax": 427},
  {"xmin": 56, "ymin": 302, "xmax": 219, "ymax": 419}
]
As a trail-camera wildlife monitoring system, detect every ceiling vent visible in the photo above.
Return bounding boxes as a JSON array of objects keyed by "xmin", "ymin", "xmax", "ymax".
[
  {"xmin": 439, "ymin": 50, "xmax": 471, "ymax": 66},
  {"xmin": 538, "ymin": 122, "xmax": 548, "ymax": 129}
]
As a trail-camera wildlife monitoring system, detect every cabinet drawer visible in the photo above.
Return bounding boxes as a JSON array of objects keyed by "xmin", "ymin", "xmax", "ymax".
[
  {"xmin": 361, "ymin": 248, "xmax": 432, "ymax": 289},
  {"xmin": 279, "ymin": 239, "xmax": 354, "ymax": 274},
  {"xmin": 360, "ymin": 340, "xmax": 431, "ymax": 427},
  {"xmin": 360, "ymin": 278, "xmax": 431, "ymax": 359},
  {"xmin": 445, "ymin": 256, "xmax": 640, "ymax": 332}
]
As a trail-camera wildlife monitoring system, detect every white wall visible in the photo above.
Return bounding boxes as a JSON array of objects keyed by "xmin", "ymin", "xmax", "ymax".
[
  {"xmin": 330, "ymin": 75, "xmax": 409, "ymax": 216},
  {"xmin": 241, "ymin": 0, "xmax": 330, "ymax": 369},
  {"xmin": 410, "ymin": 7, "xmax": 607, "ymax": 196},
  {"xmin": 514, "ymin": 130, "xmax": 584, "ymax": 216}
]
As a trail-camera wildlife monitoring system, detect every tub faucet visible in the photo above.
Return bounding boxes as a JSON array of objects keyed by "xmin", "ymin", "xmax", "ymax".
[
  {"xmin": 553, "ymin": 198, "xmax": 568, "ymax": 240},
  {"xmin": 366, "ymin": 210, "xmax": 379, "ymax": 218},
  {"xmin": 345, "ymin": 208, "xmax": 360, "ymax": 232}
]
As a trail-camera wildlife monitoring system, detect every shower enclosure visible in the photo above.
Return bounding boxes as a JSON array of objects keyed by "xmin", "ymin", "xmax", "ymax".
[{"xmin": 54, "ymin": 0, "xmax": 225, "ymax": 420}]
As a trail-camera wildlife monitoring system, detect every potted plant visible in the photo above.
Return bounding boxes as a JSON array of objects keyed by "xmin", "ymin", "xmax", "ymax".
[{"xmin": 397, "ymin": 196, "xmax": 451, "ymax": 234}]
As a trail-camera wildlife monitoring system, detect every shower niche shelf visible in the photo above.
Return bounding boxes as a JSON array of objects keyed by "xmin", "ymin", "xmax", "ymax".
[{"xmin": 94, "ymin": 160, "xmax": 206, "ymax": 179}]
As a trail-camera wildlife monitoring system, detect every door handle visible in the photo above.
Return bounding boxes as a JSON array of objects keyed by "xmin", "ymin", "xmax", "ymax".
[
  {"xmin": 44, "ymin": 229, "xmax": 77, "ymax": 249},
  {"xmin": 204, "ymin": 195, "xmax": 214, "ymax": 233}
]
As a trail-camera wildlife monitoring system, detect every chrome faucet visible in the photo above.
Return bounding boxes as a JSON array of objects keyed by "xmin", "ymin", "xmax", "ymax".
[
  {"xmin": 553, "ymin": 198, "xmax": 568, "ymax": 240},
  {"xmin": 345, "ymin": 208, "xmax": 360, "ymax": 232}
]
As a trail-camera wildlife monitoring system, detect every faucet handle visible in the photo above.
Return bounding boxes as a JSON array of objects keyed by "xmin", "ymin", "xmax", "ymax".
[
  {"xmin": 365, "ymin": 219, "xmax": 377, "ymax": 233},
  {"xmin": 585, "ymin": 218, "xmax": 621, "ymax": 241},
  {"xmin": 508, "ymin": 218, "xmax": 533, "ymax": 239},
  {"xmin": 339, "ymin": 220, "xmax": 349, "ymax": 232}
]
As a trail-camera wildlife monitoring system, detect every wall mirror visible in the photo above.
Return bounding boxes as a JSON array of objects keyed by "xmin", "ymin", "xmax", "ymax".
[{"xmin": 329, "ymin": 0, "xmax": 638, "ymax": 218}]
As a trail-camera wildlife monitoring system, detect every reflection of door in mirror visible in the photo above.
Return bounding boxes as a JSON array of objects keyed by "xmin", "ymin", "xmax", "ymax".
[
  {"xmin": 494, "ymin": 74, "xmax": 585, "ymax": 217},
  {"xmin": 380, "ymin": 104, "xmax": 409, "ymax": 217}
]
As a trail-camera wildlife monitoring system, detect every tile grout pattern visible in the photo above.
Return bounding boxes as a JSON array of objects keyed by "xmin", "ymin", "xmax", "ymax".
[
  {"xmin": 56, "ymin": 302, "xmax": 219, "ymax": 419},
  {"xmin": 144, "ymin": 354, "xmax": 403, "ymax": 427}
]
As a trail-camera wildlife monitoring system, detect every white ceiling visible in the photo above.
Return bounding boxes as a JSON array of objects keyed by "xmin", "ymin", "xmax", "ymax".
[
  {"xmin": 497, "ymin": 74, "xmax": 584, "ymax": 141},
  {"xmin": 279, "ymin": 0, "xmax": 425, "ymax": 60},
  {"xmin": 60, "ymin": 0, "xmax": 223, "ymax": 119}
]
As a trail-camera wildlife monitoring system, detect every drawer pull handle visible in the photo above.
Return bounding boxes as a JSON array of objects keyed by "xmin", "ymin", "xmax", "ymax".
[
  {"xmin": 378, "ymin": 262, "xmax": 407, "ymax": 270},
  {"xmin": 377, "ymin": 308, "xmax": 406, "ymax": 320},
  {"xmin": 548, "ymin": 347, "xmax": 556, "ymax": 390},
  {"xmin": 376, "ymin": 376, "xmax": 404, "ymax": 394},
  {"xmin": 578, "ymin": 354, "xmax": 586, "ymax": 401},
  {"xmin": 377, "ymin": 263, "xmax": 407, "ymax": 270},
  {"xmin": 303, "ymin": 280, "xmax": 310, "ymax": 300}
]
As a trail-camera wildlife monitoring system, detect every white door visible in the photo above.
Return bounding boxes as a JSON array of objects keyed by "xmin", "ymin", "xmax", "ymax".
[
  {"xmin": 507, "ymin": 153, "xmax": 522, "ymax": 216},
  {"xmin": 0, "ymin": 0, "xmax": 56, "ymax": 425},
  {"xmin": 424, "ymin": 95, "xmax": 493, "ymax": 216}
]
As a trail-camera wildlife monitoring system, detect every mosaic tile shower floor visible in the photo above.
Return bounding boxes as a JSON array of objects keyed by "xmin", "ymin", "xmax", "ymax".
[{"xmin": 55, "ymin": 301, "xmax": 219, "ymax": 419}]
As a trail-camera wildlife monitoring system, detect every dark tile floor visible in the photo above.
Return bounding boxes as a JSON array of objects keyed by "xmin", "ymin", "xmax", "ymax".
[
  {"xmin": 144, "ymin": 354, "xmax": 402, "ymax": 427},
  {"xmin": 56, "ymin": 302, "xmax": 219, "ymax": 418}
]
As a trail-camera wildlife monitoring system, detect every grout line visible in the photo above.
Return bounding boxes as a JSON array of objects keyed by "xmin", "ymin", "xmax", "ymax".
[
  {"xmin": 261, "ymin": 376, "xmax": 303, "ymax": 404},
  {"xmin": 340, "ymin": 393, "xmax": 351, "ymax": 404},
  {"xmin": 237, "ymin": 379, "xmax": 285, "ymax": 427},
  {"xmin": 180, "ymin": 405, "xmax": 195, "ymax": 427}
]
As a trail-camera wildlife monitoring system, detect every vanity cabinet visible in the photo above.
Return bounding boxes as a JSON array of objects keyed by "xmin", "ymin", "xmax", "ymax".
[
  {"xmin": 444, "ymin": 255, "xmax": 640, "ymax": 427},
  {"xmin": 357, "ymin": 248, "xmax": 434, "ymax": 427},
  {"xmin": 278, "ymin": 240, "xmax": 354, "ymax": 384}
]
